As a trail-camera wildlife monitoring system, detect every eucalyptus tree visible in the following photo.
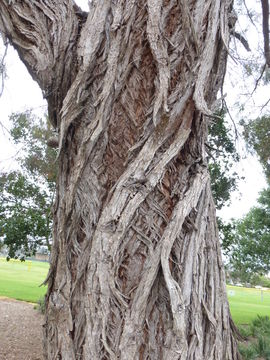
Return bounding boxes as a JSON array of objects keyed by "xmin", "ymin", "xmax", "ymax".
[
  {"xmin": 0, "ymin": 111, "xmax": 56, "ymax": 258},
  {"xmin": 208, "ymin": 110, "xmax": 240, "ymax": 211},
  {"xmin": 0, "ymin": 1, "xmax": 242, "ymax": 359},
  {"xmin": 227, "ymin": 187, "xmax": 270, "ymax": 279},
  {"xmin": 224, "ymin": 114, "xmax": 270, "ymax": 281},
  {"xmin": 242, "ymin": 115, "xmax": 270, "ymax": 181},
  {"xmin": 0, "ymin": 170, "xmax": 52, "ymax": 258}
]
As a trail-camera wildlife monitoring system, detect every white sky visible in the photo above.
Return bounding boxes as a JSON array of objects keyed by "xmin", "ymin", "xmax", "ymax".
[
  {"xmin": 0, "ymin": 0, "xmax": 268, "ymax": 222},
  {"xmin": 0, "ymin": 46, "xmax": 46, "ymax": 172}
]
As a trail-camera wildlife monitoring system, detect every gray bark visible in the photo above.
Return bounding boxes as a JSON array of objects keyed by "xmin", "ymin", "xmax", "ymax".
[{"xmin": 0, "ymin": 1, "xmax": 241, "ymax": 359}]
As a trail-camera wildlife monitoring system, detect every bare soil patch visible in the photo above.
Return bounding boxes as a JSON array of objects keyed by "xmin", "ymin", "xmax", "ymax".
[{"xmin": 0, "ymin": 298, "xmax": 43, "ymax": 360}]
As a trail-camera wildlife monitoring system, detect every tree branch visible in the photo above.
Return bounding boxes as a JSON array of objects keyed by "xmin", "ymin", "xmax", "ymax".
[
  {"xmin": 232, "ymin": 32, "xmax": 251, "ymax": 52},
  {"xmin": 251, "ymin": 63, "xmax": 266, "ymax": 95},
  {"xmin": 0, "ymin": 0, "xmax": 84, "ymax": 127},
  {"xmin": 243, "ymin": 0, "xmax": 257, "ymax": 28},
  {"xmin": 261, "ymin": 0, "xmax": 270, "ymax": 67},
  {"xmin": 0, "ymin": 39, "xmax": 8, "ymax": 97}
]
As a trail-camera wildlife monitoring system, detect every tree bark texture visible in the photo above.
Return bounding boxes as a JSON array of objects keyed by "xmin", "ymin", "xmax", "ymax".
[{"xmin": 0, "ymin": 1, "xmax": 241, "ymax": 359}]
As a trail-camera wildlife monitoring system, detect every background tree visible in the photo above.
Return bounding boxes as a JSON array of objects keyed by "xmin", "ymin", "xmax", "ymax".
[
  {"xmin": 9, "ymin": 110, "xmax": 57, "ymax": 186},
  {"xmin": 242, "ymin": 115, "xmax": 270, "ymax": 181},
  {"xmin": 0, "ymin": 1, "xmax": 244, "ymax": 359},
  {"xmin": 207, "ymin": 110, "xmax": 241, "ymax": 210},
  {"xmin": 0, "ymin": 111, "xmax": 56, "ymax": 258},
  {"xmin": 227, "ymin": 188, "xmax": 270, "ymax": 278},
  {"xmin": 0, "ymin": 171, "xmax": 52, "ymax": 258},
  {"xmin": 224, "ymin": 112, "xmax": 270, "ymax": 281},
  {"xmin": 225, "ymin": 185, "xmax": 270, "ymax": 282}
]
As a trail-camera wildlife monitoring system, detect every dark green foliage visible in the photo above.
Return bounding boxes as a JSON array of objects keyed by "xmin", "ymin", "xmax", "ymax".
[
  {"xmin": 254, "ymin": 336, "xmax": 270, "ymax": 359},
  {"xmin": 207, "ymin": 110, "xmax": 243, "ymax": 246},
  {"xmin": 238, "ymin": 344, "xmax": 257, "ymax": 360},
  {"xmin": 0, "ymin": 111, "xmax": 56, "ymax": 258},
  {"xmin": 207, "ymin": 110, "xmax": 241, "ymax": 210},
  {"xmin": 224, "ymin": 112, "xmax": 270, "ymax": 278},
  {"xmin": 241, "ymin": 115, "xmax": 270, "ymax": 181},
  {"xmin": 238, "ymin": 325, "xmax": 252, "ymax": 339},
  {"xmin": 0, "ymin": 171, "xmax": 52, "ymax": 258},
  {"xmin": 251, "ymin": 316, "xmax": 270, "ymax": 337},
  {"xmin": 248, "ymin": 274, "xmax": 270, "ymax": 288},
  {"xmin": 228, "ymin": 270, "xmax": 270, "ymax": 288},
  {"xmin": 217, "ymin": 219, "xmax": 236, "ymax": 255},
  {"xmin": 238, "ymin": 316, "xmax": 270, "ymax": 360},
  {"xmin": 227, "ymin": 187, "xmax": 270, "ymax": 277},
  {"xmin": 9, "ymin": 111, "xmax": 57, "ymax": 186}
]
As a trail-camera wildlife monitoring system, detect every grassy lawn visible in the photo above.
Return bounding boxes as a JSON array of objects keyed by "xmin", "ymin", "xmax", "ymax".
[
  {"xmin": 1, "ymin": 256, "xmax": 270, "ymax": 325},
  {"xmin": 0, "ymin": 257, "xmax": 49, "ymax": 303},
  {"xmin": 228, "ymin": 285, "xmax": 270, "ymax": 325}
]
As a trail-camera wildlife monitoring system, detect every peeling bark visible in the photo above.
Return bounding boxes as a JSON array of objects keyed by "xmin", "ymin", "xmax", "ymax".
[{"xmin": 0, "ymin": 1, "xmax": 241, "ymax": 359}]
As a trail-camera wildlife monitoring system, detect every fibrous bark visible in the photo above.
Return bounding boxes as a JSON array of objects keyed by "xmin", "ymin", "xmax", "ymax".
[{"xmin": 0, "ymin": 1, "xmax": 241, "ymax": 359}]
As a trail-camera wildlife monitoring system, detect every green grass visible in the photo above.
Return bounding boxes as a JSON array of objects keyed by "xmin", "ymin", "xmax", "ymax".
[
  {"xmin": 0, "ymin": 257, "xmax": 49, "ymax": 303},
  {"xmin": 227, "ymin": 285, "xmax": 270, "ymax": 325},
  {"xmin": 1, "ymin": 257, "xmax": 270, "ymax": 324}
]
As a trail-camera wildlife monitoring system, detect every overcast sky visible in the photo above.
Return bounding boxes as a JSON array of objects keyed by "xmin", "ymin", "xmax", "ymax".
[{"xmin": 0, "ymin": 0, "xmax": 268, "ymax": 222}]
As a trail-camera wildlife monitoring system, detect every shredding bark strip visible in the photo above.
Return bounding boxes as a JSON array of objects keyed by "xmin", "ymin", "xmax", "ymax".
[{"xmin": 0, "ymin": 1, "xmax": 241, "ymax": 359}]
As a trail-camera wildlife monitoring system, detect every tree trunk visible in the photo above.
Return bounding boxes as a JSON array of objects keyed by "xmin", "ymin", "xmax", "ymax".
[{"xmin": 0, "ymin": 1, "xmax": 241, "ymax": 359}]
